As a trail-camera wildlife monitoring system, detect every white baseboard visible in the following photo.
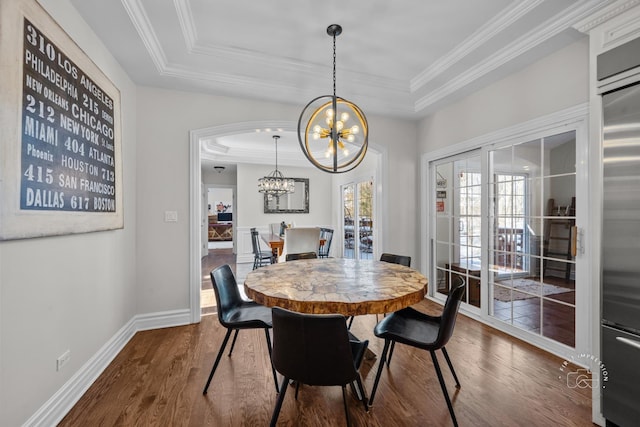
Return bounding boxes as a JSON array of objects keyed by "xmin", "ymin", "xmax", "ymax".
[
  {"xmin": 236, "ymin": 253, "xmax": 254, "ymax": 264},
  {"xmin": 23, "ymin": 309, "xmax": 191, "ymax": 427}
]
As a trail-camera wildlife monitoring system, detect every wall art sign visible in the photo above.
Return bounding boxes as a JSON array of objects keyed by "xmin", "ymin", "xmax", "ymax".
[
  {"xmin": 21, "ymin": 18, "xmax": 117, "ymax": 213},
  {"xmin": 0, "ymin": 0, "xmax": 122, "ymax": 240}
]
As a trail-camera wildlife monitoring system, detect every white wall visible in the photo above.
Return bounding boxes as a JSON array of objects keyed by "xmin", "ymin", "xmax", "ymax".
[
  {"xmin": 418, "ymin": 39, "xmax": 589, "ymax": 153},
  {"xmin": 236, "ymin": 163, "xmax": 332, "ymax": 228},
  {"xmin": 202, "ymin": 167, "xmax": 236, "ymax": 186},
  {"xmin": 0, "ymin": 0, "xmax": 138, "ymax": 425}
]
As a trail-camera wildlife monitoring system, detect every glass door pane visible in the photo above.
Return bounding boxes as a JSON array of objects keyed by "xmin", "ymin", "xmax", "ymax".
[
  {"xmin": 343, "ymin": 184, "xmax": 355, "ymax": 258},
  {"xmin": 489, "ymin": 131, "xmax": 576, "ymax": 348},
  {"xmin": 342, "ymin": 179, "xmax": 374, "ymax": 259},
  {"xmin": 357, "ymin": 180, "xmax": 374, "ymax": 259},
  {"xmin": 432, "ymin": 152, "xmax": 482, "ymax": 308}
]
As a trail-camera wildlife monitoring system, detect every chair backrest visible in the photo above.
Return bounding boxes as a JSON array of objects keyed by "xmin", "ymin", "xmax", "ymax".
[
  {"xmin": 280, "ymin": 227, "xmax": 321, "ymax": 262},
  {"xmin": 271, "ymin": 307, "xmax": 359, "ymax": 386},
  {"xmin": 380, "ymin": 252, "xmax": 411, "ymax": 267},
  {"xmin": 210, "ymin": 264, "xmax": 243, "ymax": 328},
  {"xmin": 250, "ymin": 228, "xmax": 261, "ymax": 255},
  {"xmin": 319, "ymin": 227, "xmax": 334, "ymax": 256},
  {"xmin": 285, "ymin": 252, "xmax": 318, "ymax": 261},
  {"xmin": 269, "ymin": 223, "xmax": 280, "ymax": 235},
  {"xmin": 434, "ymin": 276, "xmax": 466, "ymax": 349}
]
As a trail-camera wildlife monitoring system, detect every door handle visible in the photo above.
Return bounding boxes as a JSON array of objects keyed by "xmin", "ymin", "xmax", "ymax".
[
  {"xmin": 570, "ymin": 226, "xmax": 578, "ymax": 257},
  {"xmin": 616, "ymin": 336, "xmax": 640, "ymax": 351}
]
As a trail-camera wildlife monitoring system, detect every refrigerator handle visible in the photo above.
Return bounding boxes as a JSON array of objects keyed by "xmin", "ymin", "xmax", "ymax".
[{"xmin": 616, "ymin": 336, "xmax": 640, "ymax": 351}]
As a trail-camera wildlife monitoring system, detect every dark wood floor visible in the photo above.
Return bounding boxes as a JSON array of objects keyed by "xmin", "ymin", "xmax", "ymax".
[
  {"xmin": 201, "ymin": 248, "xmax": 236, "ymax": 315},
  {"xmin": 492, "ymin": 275, "xmax": 576, "ymax": 348},
  {"xmin": 59, "ymin": 249, "xmax": 593, "ymax": 426}
]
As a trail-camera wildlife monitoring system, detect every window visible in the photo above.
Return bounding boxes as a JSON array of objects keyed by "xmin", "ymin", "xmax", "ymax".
[{"xmin": 342, "ymin": 179, "xmax": 374, "ymax": 259}]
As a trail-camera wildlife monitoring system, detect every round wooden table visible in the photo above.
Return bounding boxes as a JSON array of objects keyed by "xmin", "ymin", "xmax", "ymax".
[{"xmin": 244, "ymin": 258, "xmax": 428, "ymax": 316}]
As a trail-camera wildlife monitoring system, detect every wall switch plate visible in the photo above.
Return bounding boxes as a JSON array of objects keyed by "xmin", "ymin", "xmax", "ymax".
[
  {"xmin": 164, "ymin": 211, "xmax": 178, "ymax": 222},
  {"xmin": 56, "ymin": 350, "xmax": 71, "ymax": 371}
]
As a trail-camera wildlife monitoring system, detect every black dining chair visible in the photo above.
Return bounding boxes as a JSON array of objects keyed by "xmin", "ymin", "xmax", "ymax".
[
  {"xmin": 251, "ymin": 228, "xmax": 274, "ymax": 270},
  {"xmin": 202, "ymin": 264, "xmax": 279, "ymax": 395},
  {"xmin": 368, "ymin": 277, "xmax": 466, "ymax": 427},
  {"xmin": 285, "ymin": 251, "xmax": 318, "ymax": 261},
  {"xmin": 319, "ymin": 227, "xmax": 334, "ymax": 258},
  {"xmin": 380, "ymin": 252, "xmax": 411, "ymax": 268},
  {"xmin": 269, "ymin": 307, "xmax": 369, "ymax": 427},
  {"xmin": 347, "ymin": 252, "xmax": 412, "ymax": 330}
]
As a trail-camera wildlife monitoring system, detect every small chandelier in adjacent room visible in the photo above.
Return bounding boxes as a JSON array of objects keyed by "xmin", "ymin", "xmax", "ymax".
[
  {"xmin": 298, "ymin": 24, "xmax": 368, "ymax": 174},
  {"xmin": 258, "ymin": 135, "xmax": 295, "ymax": 199}
]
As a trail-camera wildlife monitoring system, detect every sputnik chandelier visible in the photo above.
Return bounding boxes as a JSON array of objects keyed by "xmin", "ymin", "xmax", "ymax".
[
  {"xmin": 298, "ymin": 24, "xmax": 368, "ymax": 174},
  {"xmin": 258, "ymin": 135, "xmax": 295, "ymax": 199}
]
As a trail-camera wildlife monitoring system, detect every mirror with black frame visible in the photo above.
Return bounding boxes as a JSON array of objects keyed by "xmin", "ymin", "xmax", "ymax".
[{"xmin": 264, "ymin": 178, "xmax": 309, "ymax": 213}]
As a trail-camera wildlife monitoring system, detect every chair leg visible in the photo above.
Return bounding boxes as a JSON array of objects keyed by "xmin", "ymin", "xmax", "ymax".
[
  {"xmin": 354, "ymin": 374, "xmax": 369, "ymax": 412},
  {"xmin": 227, "ymin": 329, "xmax": 240, "ymax": 357},
  {"xmin": 203, "ymin": 328, "xmax": 232, "ymax": 394},
  {"xmin": 269, "ymin": 376, "xmax": 289, "ymax": 427},
  {"xmin": 368, "ymin": 339, "xmax": 391, "ymax": 405},
  {"xmin": 430, "ymin": 350, "xmax": 458, "ymax": 427},
  {"xmin": 441, "ymin": 347, "xmax": 461, "ymax": 388},
  {"xmin": 341, "ymin": 385, "xmax": 352, "ymax": 427},
  {"xmin": 264, "ymin": 329, "xmax": 279, "ymax": 393},
  {"xmin": 347, "ymin": 316, "xmax": 354, "ymax": 329},
  {"xmin": 387, "ymin": 341, "xmax": 396, "ymax": 366}
]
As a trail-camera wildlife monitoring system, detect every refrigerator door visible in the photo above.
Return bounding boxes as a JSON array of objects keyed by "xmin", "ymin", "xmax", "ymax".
[
  {"xmin": 602, "ymin": 325, "xmax": 640, "ymax": 425},
  {"xmin": 602, "ymin": 83, "xmax": 640, "ymax": 332}
]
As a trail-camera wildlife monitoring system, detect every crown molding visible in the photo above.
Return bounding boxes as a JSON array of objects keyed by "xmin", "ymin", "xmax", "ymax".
[
  {"xmin": 193, "ymin": 120, "xmax": 296, "ymax": 141},
  {"xmin": 173, "ymin": 0, "xmax": 198, "ymax": 48},
  {"xmin": 173, "ymin": 0, "xmax": 406, "ymax": 94},
  {"xmin": 128, "ymin": 0, "xmax": 407, "ymax": 97},
  {"xmin": 410, "ymin": 0, "xmax": 544, "ymax": 93},
  {"xmin": 415, "ymin": 0, "xmax": 608, "ymax": 113},
  {"xmin": 123, "ymin": 0, "xmax": 605, "ymax": 117},
  {"xmin": 572, "ymin": 0, "xmax": 640, "ymax": 33},
  {"xmin": 121, "ymin": 0, "xmax": 168, "ymax": 73}
]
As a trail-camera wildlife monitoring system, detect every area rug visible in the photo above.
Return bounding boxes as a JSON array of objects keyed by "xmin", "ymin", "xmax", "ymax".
[{"xmin": 494, "ymin": 278, "xmax": 573, "ymax": 302}]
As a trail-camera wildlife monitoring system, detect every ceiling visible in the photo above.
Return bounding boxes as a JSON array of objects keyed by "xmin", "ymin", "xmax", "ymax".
[{"xmin": 69, "ymin": 0, "xmax": 610, "ymax": 168}]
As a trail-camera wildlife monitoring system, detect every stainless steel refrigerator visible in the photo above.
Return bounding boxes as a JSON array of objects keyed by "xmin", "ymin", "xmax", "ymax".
[{"xmin": 600, "ymin": 38, "xmax": 640, "ymax": 427}]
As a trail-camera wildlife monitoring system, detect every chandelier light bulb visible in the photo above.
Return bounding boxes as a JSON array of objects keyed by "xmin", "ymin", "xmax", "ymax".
[
  {"xmin": 340, "ymin": 112, "xmax": 349, "ymax": 122},
  {"xmin": 336, "ymin": 121, "xmax": 344, "ymax": 131}
]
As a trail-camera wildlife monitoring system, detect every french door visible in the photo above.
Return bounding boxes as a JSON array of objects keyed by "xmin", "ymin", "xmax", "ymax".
[
  {"xmin": 342, "ymin": 179, "xmax": 374, "ymax": 259},
  {"xmin": 488, "ymin": 132, "xmax": 578, "ymax": 348},
  {"xmin": 429, "ymin": 126, "xmax": 585, "ymax": 352},
  {"xmin": 433, "ymin": 151, "xmax": 483, "ymax": 309}
]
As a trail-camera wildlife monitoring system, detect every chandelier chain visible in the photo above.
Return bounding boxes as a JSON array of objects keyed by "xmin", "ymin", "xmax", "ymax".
[
  {"xmin": 332, "ymin": 32, "xmax": 336, "ymax": 98},
  {"xmin": 274, "ymin": 136, "xmax": 279, "ymax": 171}
]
